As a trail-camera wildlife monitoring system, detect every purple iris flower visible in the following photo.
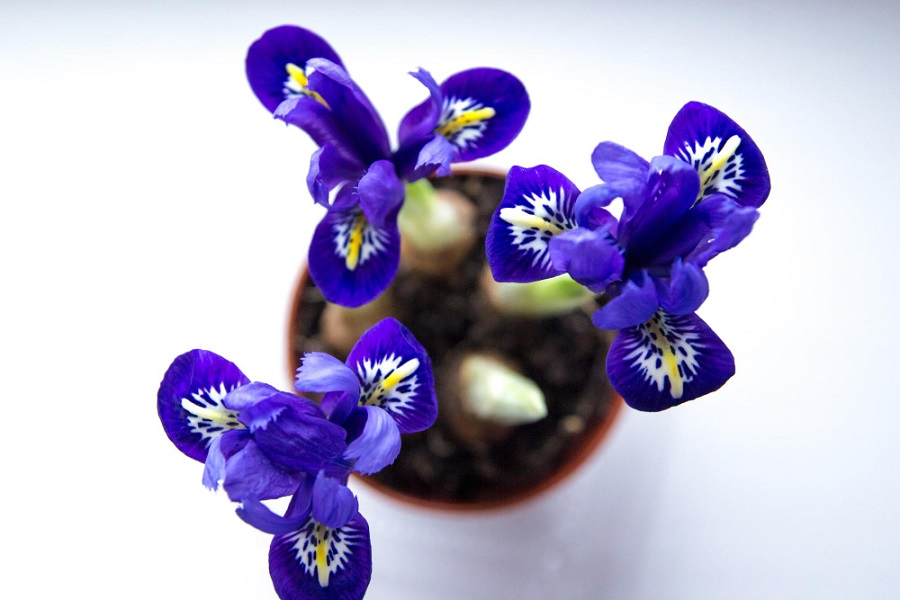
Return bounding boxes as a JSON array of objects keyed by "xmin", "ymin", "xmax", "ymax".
[
  {"xmin": 294, "ymin": 317, "xmax": 438, "ymax": 475},
  {"xmin": 157, "ymin": 317, "xmax": 437, "ymax": 599},
  {"xmin": 246, "ymin": 25, "xmax": 530, "ymax": 307},
  {"xmin": 486, "ymin": 102, "xmax": 770, "ymax": 412}
]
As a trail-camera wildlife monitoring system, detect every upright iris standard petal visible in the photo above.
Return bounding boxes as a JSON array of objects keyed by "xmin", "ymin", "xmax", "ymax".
[
  {"xmin": 307, "ymin": 206, "xmax": 401, "ymax": 308},
  {"xmin": 304, "ymin": 59, "xmax": 392, "ymax": 165},
  {"xmin": 295, "ymin": 352, "xmax": 361, "ymax": 424},
  {"xmin": 246, "ymin": 25, "xmax": 344, "ymax": 113},
  {"xmin": 617, "ymin": 156, "xmax": 700, "ymax": 258},
  {"xmin": 607, "ymin": 310, "xmax": 736, "ymax": 412},
  {"xmin": 664, "ymin": 101, "xmax": 770, "ymax": 207},
  {"xmin": 345, "ymin": 318, "xmax": 437, "ymax": 434},
  {"xmin": 590, "ymin": 141, "xmax": 650, "ymax": 208},
  {"xmin": 486, "ymin": 165, "xmax": 581, "ymax": 283},
  {"xmin": 158, "ymin": 350, "xmax": 250, "ymax": 463},
  {"xmin": 270, "ymin": 512, "xmax": 372, "ymax": 600},
  {"xmin": 397, "ymin": 68, "xmax": 443, "ymax": 147}
]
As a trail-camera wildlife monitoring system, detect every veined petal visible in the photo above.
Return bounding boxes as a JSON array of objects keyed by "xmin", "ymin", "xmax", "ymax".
[
  {"xmin": 412, "ymin": 134, "xmax": 456, "ymax": 179},
  {"xmin": 653, "ymin": 259, "xmax": 709, "ymax": 315},
  {"xmin": 548, "ymin": 228, "xmax": 624, "ymax": 294},
  {"xmin": 305, "ymin": 58, "xmax": 391, "ymax": 164},
  {"xmin": 346, "ymin": 318, "xmax": 437, "ymax": 434},
  {"xmin": 270, "ymin": 512, "xmax": 372, "ymax": 600},
  {"xmin": 308, "ymin": 207, "xmax": 400, "ymax": 308},
  {"xmin": 357, "ymin": 160, "xmax": 405, "ymax": 229},
  {"xmin": 486, "ymin": 165, "xmax": 581, "ymax": 283},
  {"xmin": 607, "ymin": 310, "xmax": 735, "ymax": 411},
  {"xmin": 246, "ymin": 25, "xmax": 344, "ymax": 113},
  {"xmin": 342, "ymin": 406, "xmax": 402, "ymax": 475},
  {"xmin": 618, "ymin": 156, "xmax": 700, "ymax": 264},
  {"xmin": 158, "ymin": 350, "xmax": 249, "ymax": 463},
  {"xmin": 429, "ymin": 67, "xmax": 529, "ymax": 163},
  {"xmin": 311, "ymin": 472, "xmax": 359, "ymax": 529},
  {"xmin": 664, "ymin": 101, "xmax": 770, "ymax": 207},
  {"xmin": 592, "ymin": 270, "xmax": 659, "ymax": 330}
]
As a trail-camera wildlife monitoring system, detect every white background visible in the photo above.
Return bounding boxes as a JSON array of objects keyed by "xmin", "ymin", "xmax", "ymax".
[{"xmin": 3, "ymin": 1, "xmax": 899, "ymax": 598}]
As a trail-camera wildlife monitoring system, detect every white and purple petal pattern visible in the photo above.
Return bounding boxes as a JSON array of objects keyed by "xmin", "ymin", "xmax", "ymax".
[
  {"xmin": 486, "ymin": 165, "xmax": 581, "ymax": 283},
  {"xmin": 246, "ymin": 25, "xmax": 344, "ymax": 113},
  {"xmin": 345, "ymin": 318, "xmax": 437, "ymax": 434},
  {"xmin": 270, "ymin": 512, "xmax": 372, "ymax": 600},
  {"xmin": 158, "ymin": 350, "xmax": 250, "ymax": 463},
  {"xmin": 607, "ymin": 310, "xmax": 735, "ymax": 412},
  {"xmin": 308, "ymin": 207, "xmax": 400, "ymax": 308},
  {"xmin": 433, "ymin": 68, "xmax": 529, "ymax": 162},
  {"xmin": 664, "ymin": 101, "xmax": 770, "ymax": 208}
]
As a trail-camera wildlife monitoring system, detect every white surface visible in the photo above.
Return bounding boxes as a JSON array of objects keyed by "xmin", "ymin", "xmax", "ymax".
[{"xmin": 2, "ymin": 1, "xmax": 899, "ymax": 598}]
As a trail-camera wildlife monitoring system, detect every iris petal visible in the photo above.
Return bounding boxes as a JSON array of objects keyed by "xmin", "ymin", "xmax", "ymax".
[
  {"xmin": 618, "ymin": 156, "xmax": 700, "ymax": 262},
  {"xmin": 606, "ymin": 310, "xmax": 735, "ymax": 411},
  {"xmin": 590, "ymin": 141, "xmax": 649, "ymax": 210},
  {"xmin": 269, "ymin": 512, "xmax": 372, "ymax": 600},
  {"xmin": 223, "ymin": 439, "xmax": 302, "ymax": 502},
  {"xmin": 308, "ymin": 207, "xmax": 401, "ymax": 308},
  {"xmin": 397, "ymin": 68, "xmax": 443, "ymax": 147},
  {"xmin": 306, "ymin": 143, "xmax": 365, "ymax": 208},
  {"xmin": 294, "ymin": 353, "xmax": 361, "ymax": 407},
  {"xmin": 664, "ymin": 101, "xmax": 770, "ymax": 207},
  {"xmin": 311, "ymin": 472, "xmax": 359, "ymax": 529},
  {"xmin": 357, "ymin": 160, "xmax": 405, "ymax": 229},
  {"xmin": 157, "ymin": 349, "xmax": 249, "ymax": 463},
  {"xmin": 653, "ymin": 259, "xmax": 709, "ymax": 315},
  {"xmin": 345, "ymin": 318, "xmax": 437, "ymax": 434},
  {"xmin": 342, "ymin": 406, "xmax": 402, "ymax": 475},
  {"xmin": 486, "ymin": 165, "xmax": 580, "ymax": 283},
  {"xmin": 246, "ymin": 25, "xmax": 344, "ymax": 113},
  {"xmin": 548, "ymin": 228, "xmax": 624, "ymax": 294},
  {"xmin": 591, "ymin": 271, "xmax": 659, "ymax": 330}
]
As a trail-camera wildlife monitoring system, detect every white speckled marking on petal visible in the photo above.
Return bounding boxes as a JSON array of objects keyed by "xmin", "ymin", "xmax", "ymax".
[
  {"xmin": 180, "ymin": 382, "xmax": 245, "ymax": 447},
  {"xmin": 289, "ymin": 518, "xmax": 358, "ymax": 588},
  {"xmin": 356, "ymin": 353, "xmax": 421, "ymax": 417},
  {"xmin": 331, "ymin": 210, "xmax": 389, "ymax": 271},
  {"xmin": 619, "ymin": 311, "xmax": 704, "ymax": 400},
  {"xmin": 499, "ymin": 187, "xmax": 578, "ymax": 271},
  {"xmin": 436, "ymin": 96, "xmax": 495, "ymax": 150},
  {"xmin": 674, "ymin": 134, "xmax": 745, "ymax": 203}
]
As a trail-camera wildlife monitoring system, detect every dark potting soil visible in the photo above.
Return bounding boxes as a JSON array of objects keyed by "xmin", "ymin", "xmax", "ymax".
[{"xmin": 290, "ymin": 171, "xmax": 617, "ymax": 507}]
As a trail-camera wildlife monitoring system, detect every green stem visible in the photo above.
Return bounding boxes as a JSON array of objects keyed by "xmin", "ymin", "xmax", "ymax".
[{"xmin": 397, "ymin": 180, "xmax": 469, "ymax": 252}]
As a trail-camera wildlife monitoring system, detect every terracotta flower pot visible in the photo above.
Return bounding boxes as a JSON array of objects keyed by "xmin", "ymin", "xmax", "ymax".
[{"xmin": 288, "ymin": 169, "xmax": 623, "ymax": 511}]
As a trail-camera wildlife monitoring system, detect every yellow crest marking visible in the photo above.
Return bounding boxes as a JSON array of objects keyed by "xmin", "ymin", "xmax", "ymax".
[{"xmin": 437, "ymin": 107, "xmax": 496, "ymax": 138}]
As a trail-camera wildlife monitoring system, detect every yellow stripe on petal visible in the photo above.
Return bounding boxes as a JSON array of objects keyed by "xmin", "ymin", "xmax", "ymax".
[
  {"xmin": 437, "ymin": 107, "xmax": 496, "ymax": 139},
  {"xmin": 344, "ymin": 214, "xmax": 366, "ymax": 271},
  {"xmin": 499, "ymin": 206, "xmax": 567, "ymax": 235},
  {"xmin": 284, "ymin": 62, "xmax": 330, "ymax": 108}
]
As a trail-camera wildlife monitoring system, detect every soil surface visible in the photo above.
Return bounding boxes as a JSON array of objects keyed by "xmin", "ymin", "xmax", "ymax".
[{"xmin": 289, "ymin": 171, "xmax": 618, "ymax": 508}]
